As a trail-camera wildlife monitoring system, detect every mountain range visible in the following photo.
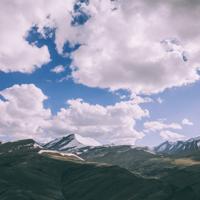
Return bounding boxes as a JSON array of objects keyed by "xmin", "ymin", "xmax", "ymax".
[
  {"xmin": 155, "ymin": 137, "xmax": 200, "ymax": 155},
  {"xmin": 1, "ymin": 134, "xmax": 200, "ymax": 199},
  {"xmin": 43, "ymin": 133, "xmax": 200, "ymax": 156}
]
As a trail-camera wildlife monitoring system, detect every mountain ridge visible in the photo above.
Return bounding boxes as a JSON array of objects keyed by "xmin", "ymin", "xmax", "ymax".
[
  {"xmin": 43, "ymin": 134, "xmax": 101, "ymax": 152},
  {"xmin": 154, "ymin": 136, "xmax": 200, "ymax": 155}
]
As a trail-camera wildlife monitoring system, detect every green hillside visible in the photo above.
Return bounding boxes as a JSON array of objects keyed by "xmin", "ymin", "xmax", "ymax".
[
  {"xmin": 0, "ymin": 140, "xmax": 170, "ymax": 200},
  {"xmin": 1, "ymin": 140, "xmax": 200, "ymax": 199},
  {"xmin": 80, "ymin": 145, "xmax": 175, "ymax": 177},
  {"xmin": 81, "ymin": 145, "xmax": 200, "ymax": 199}
]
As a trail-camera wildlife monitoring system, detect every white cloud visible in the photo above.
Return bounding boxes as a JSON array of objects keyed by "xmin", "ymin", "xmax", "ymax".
[
  {"xmin": 1, "ymin": 0, "xmax": 200, "ymax": 96},
  {"xmin": 144, "ymin": 120, "xmax": 186, "ymax": 142},
  {"xmin": 70, "ymin": 0, "xmax": 200, "ymax": 94},
  {"xmin": 0, "ymin": 84, "xmax": 51, "ymax": 141},
  {"xmin": 144, "ymin": 121, "xmax": 182, "ymax": 132},
  {"xmin": 160, "ymin": 130, "xmax": 185, "ymax": 142},
  {"xmin": 0, "ymin": 0, "xmax": 76, "ymax": 73},
  {"xmin": 182, "ymin": 118, "xmax": 194, "ymax": 126},
  {"xmin": 0, "ymin": 84, "xmax": 149, "ymax": 145},
  {"xmin": 49, "ymin": 98, "xmax": 149, "ymax": 145},
  {"xmin": 131, "ymin": 96, "xmax": 153, "ymax": 104},
  {"xmin": 51, "ymin": 65, "xmax": 65, "ymax": 74}
]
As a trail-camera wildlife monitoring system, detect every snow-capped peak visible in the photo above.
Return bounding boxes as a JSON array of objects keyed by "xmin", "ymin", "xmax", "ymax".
[
  {"xmin": 154, "ymin": 136, "xmax": 200, "ymax": 155},
  {"xmin": 187, "ymin": 136, "xmax": 200, "ymax": 142},
  {"xmin": 73, "ymin": 134, "xmax": 101, "ymax": 147},
  {"xmin": 43, "ymin": 134, "xmax": 101, "ymax": 152}
]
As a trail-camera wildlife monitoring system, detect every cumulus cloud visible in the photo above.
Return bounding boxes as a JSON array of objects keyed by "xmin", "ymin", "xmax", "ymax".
[
  {"xmin": 1, "ymin": 0, "xmax": 200, "ymax": 95},
  {"xmin": 182, "ymin": 118, "xmax": 194, "ymax": 126},
  {"xmin": 144, "ymin": 121, "xmax": 182, "ymax": 132},
  {"xmin": 49, "ymin": 98, "xmax": 149, "ymax": 145},
  {"xmin": 0, "ymin": 1, "xmax": 52, "ymax": 72},
  {"xmin": 160, "ymin": 130, "xmax": 185, "ymax": 142},
  {"xmin": 0, "ymin": 84, "xmax": 51, "ymax": 141},
  {"xmin": 70, "ymin": 0, "xmax": 200, "ymax": 94},
  {"xmin": 0, "ymin": 0, "xmax": 77, "ymax": 73},
  {"xmin": 144, "ymin": 120, "xmax": 186, "ymax": 141},
  {"xmin": 51, "ymin": 65, "xmax": 65, "ymax": 74},
  {"xmin": 0, "ymin": 84, "xmax": 149, "ymax": 144}
]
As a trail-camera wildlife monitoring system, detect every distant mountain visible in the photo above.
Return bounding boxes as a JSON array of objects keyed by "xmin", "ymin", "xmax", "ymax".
[
  {"xmin": 155, "ymin": 137, "xmax": 200, "ymax": 155},
  {"xmin": 43, "ymin": 134, "xmax": 101, "ymax": 152}
]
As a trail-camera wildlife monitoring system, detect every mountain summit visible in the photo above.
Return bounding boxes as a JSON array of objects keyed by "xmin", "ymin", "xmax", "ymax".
[
  {"xmin": 154, "ymin": 136, "xmax": 200, "ymax": 154},
  {"xmin": 43, "ymin": 134, "xmax": 101, "ymax": 151}
]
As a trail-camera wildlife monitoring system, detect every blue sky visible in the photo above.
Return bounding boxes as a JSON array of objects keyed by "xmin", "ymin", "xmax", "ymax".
[
  {"xmin": 0, "ymin": 26, "xmax": 119, "ymax": 113},
  {"xmin": 0, "ymin": 0, "xmax": 200, "ymax": 146}
]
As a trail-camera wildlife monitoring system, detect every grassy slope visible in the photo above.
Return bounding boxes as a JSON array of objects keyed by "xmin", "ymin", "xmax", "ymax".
[
  {"xmin": 81, "ymin": 145, "xmax": 200, "ymax": 199},
  {"xmin": 0, "ymin": 140, "xmax": 170, "ymax": 200},
  {"xmin": 1, "ymin": 140, "xmax": 200, "ymax": 200},
  {"xmin": 80, "ymin": 146, "xmax": 175, "ymax": 176}
]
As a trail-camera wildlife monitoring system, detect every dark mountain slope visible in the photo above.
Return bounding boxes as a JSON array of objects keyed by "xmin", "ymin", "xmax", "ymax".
[
  {"xmin": 80, "ymin": 145, "xmax": 175, "ymax": 177},
  {"xmin": 0, "ymin": 139, "xmax": 42, "ymax": 153},
  {"xmin": 0, "ymin": 139, "xmax": 171, "ymax": 200},
  {"xmin": 62, "ymin": 163, "xmax": 170, "ymax": 200}
]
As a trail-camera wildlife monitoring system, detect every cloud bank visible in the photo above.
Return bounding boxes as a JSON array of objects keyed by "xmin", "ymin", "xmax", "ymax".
[
  {"xmin": 1, "ymin": 0, "xmax": 200, "ymax": 95},
  {"xmin": 144, "ymin": 120, "xmax": 185, "ymax": 141},
  {"xmin": 0, "ymin": 84, "xmax": 148, "ymax": 144},
  {"xmin": 0, "ymin": 84, "xmax": 51, "ymax": 140},
  {"xmin": 50, "ymin": 98, "xmax": 149, "ymax": 145},
  {"xmin": 160, "ymin": 130, "xmax": 185, "ymax": 142},
  {"xmin": 70, "ymin": 0, "xmax": 200, "ymax": 94}
]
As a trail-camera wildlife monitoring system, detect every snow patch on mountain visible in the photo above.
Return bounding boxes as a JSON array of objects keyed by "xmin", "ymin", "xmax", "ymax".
[
  {"xmin": 38, "ymin": 149, "xmax": 84, "ymax": 161},
  {"xmin": 74, "ymin": 134, "xmax": 101, "ymax": 146},
  {"xmin": 155, "ymin": 136, "xmax": 200, "ymax": 154},
  {"xmin": 44, "ymin": 134, "xmax": 101, "ymax": 151}
]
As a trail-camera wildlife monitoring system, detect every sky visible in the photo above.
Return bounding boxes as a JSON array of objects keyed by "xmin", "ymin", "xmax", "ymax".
[{"xmin": 0, "ymin": 0, "xmax": 200, "ymax": 146}]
